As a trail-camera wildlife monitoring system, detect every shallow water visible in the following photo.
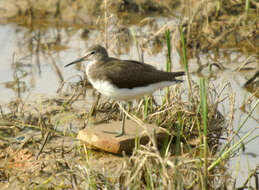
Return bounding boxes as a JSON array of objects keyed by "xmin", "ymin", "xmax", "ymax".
[{"xmin": 0, "ymin": 22, "xmax": 258, "ymax": 186}]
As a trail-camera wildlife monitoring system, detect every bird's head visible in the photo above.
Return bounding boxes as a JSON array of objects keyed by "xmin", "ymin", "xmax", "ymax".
[{"xmin": 64, "ymin": 45, "xmax": 108, "ymax": 68}]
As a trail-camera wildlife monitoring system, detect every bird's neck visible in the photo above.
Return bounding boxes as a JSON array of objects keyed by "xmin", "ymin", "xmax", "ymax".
[{"xmin": 85, "ymin": 60, "xmax": 97, "ymax": 76}]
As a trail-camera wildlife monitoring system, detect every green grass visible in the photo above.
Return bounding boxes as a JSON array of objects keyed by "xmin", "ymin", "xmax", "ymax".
[
  {"xmin": 245, "ymin": 0, "xmax": 250, "ymax": 24},
  {"xmin": 165, "ymin": 29, "xmax": 172, "ymax": 73},
  {"xmin": 199, "ymin": 78, "xmax": 208, "ymax": 190},
  {"xmin": 165, "ymin": 29, "xmax": 172, "ymax": 102},
  {"xmin": 179, "ymin": 24, "xmax": 193, "ymax": 99}
]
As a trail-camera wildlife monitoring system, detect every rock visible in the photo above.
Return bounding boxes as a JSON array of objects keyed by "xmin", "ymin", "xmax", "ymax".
[{"xmin": 77, "ymin": 119, "xmax": 168, "ymax": 154}]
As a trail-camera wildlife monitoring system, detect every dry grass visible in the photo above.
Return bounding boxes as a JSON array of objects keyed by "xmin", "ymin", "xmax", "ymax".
[
  {"xmin": 1, "ymin": 0, "xmax": 257, "ymax": 55},
  {"xmin": 0, "ymin": 0, "xmax": 258, "ymax": 189},
  {"xmin": 1, "ymin": 78, "xmax": 256, "ymax": 189}
]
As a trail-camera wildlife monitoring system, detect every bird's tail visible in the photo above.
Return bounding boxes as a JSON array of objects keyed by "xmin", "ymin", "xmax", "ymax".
[
  {"xmin": 173, "ymin": 71, "xmax": 185, "ymax": 83},
  {"xmin": 173, "ymin": 71, "xmax": 185, "ymax": 77}
]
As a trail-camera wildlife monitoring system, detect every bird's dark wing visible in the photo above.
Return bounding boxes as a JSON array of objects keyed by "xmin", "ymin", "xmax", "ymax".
[{"xmin": 100, "ymin": 58, "xmax": 184, "ymax": 89}]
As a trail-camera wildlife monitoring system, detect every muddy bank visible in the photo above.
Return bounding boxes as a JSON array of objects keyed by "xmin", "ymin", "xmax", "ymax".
[{"xmin": 0, "ymin": 0, "xmax": 258, "ymax": 55}]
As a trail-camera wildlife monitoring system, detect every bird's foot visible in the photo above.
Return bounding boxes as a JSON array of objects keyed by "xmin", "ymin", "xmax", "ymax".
[
  {"xmin": 115, "ymin": 131, "xmax": 125, "ymax": 137},
  {"xmin": 102, "ymin": 130, "xmax": 126, "ymax": 137}
]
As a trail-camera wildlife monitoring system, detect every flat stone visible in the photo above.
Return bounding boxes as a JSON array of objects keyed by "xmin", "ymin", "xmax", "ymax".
[{"xmin": 77, "ymin": 119, "xmax": 168, "ymax": 154}]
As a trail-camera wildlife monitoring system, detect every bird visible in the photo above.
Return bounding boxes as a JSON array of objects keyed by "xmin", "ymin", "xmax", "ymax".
[{"xmin": 65, "ymin": 45, "xmax": 185, "ymax": 137}]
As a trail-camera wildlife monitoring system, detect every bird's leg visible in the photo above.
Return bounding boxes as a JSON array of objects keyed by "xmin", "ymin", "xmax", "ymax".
[
  {"xmin": 85, "ymin": 93, "xmax": 100, "ymax": 128},
  {"xmin": 116, "ymin": 103, "xmax": 126, "ymax": 137}
]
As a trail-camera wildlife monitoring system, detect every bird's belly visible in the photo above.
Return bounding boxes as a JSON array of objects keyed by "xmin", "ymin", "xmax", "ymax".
[{"xmin": 90, "ymin": 79, "xmax": 176, "ymax": 101}]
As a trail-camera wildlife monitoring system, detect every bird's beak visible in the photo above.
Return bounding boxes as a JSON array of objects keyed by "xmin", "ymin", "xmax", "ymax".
[{"xmin": 64, "ymin": 56, "xmax": 86, "ymax": 68}]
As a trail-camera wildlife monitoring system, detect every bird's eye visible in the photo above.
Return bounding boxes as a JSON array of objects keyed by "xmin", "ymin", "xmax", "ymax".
[{"xmin": 90, "ymin": 51, "xmax": 95, "ymax": 55}]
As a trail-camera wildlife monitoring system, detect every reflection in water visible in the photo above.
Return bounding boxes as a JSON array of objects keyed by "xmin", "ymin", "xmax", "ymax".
[
  {"xmin": 0, "ymin": 22, "xmax": 258, "ymax": 118},
  {"xmin": 7, "ymin": 54, "xmax": 30, "ymax": 99},
  {"xmin": 0, "ymin": 22, "xmax": 258, "ymax": 114},
  {"xmin": 0, "ymin": 18, "xmax": 173, "ymax": 102}
]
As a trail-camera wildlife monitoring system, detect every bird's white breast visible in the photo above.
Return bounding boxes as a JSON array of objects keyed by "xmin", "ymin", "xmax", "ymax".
[
  {"xmin": 85, "ymin": 60, "xmax": 177, "ymax": 100},
  {"xmin": 87, "ymin": 79, "xmax": 176, "ymax": 101}
]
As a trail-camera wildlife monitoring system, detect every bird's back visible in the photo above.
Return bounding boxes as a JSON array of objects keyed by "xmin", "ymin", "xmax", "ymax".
[{"xmin": 88, "ymin": 57, "xmax": 184, "ymax": 89}]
